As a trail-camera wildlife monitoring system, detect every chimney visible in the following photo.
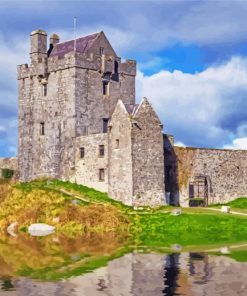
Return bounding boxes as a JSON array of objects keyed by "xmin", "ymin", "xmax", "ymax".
[
  {"xmin": 30, "ymin": 29, "xmax": 47, "ymax": 64},
  {"xmin": 49, "ymin": 33, "xmax": 60, "ymax": 46}
]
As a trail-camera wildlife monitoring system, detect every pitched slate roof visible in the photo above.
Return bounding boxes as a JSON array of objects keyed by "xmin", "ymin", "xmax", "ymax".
[
  {"xmin": 124, "ymin": 103, "xmax": 139, "ymax": 115},
  {"xmin": 49, "ymin": 32, "xmax": 100, "ymax": 58}
]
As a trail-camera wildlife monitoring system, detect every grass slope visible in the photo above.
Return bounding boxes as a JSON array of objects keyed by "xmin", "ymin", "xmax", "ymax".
[
  {"xmin": 210, "ymin": 197, "xmax": 247, "ymax": 214},
  {"xmin": 1, "ymin": 179, "xmax": 247, "ymax": 248},
  {"xmin": 226, "ymin": 197, "xmax": 247, "ymax": 209}
]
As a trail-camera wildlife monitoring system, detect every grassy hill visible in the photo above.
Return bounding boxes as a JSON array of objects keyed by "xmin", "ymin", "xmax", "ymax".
[{"xmin": 1, "ymin": 179, "xmax": 247, "ymax": 248}]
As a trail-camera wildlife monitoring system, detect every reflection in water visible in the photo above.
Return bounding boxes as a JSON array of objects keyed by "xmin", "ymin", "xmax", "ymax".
[
  {"xmin": 163, "ymin": 254, "xmax": 180, "ymax": 296},
  {"xmin": 0, "ymin": 235, "xmax": 246, "ymax": 295}
]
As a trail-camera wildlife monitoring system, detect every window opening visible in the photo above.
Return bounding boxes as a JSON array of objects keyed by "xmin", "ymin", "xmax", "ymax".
[
  {"xmin": 103, "ymin": 81, "xmax": 109, "ymax": 95},
  {"xmin": 102, "ymin": 118, "xmax": 109, "ymax": 133},
  {"xmin": 99, "ymin": 145, "xmax": 105, "ymax": 157},
  {"xmin": 99, "ymin": 168, "xmax": 105, "ymax": 181},
  {"xmin": 40, "ymin": 122, "xmax": 45, "ymax": 136},
  {"xmin": 80, "ymin": 147, "xmax": 85, "ymax": 159}
]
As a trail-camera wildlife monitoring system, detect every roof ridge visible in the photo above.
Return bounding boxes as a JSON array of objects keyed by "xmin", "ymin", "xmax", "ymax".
[
  {"xmin": 55, "ymin": 31, "xmax": 100, "ymax": 46},
  {"xmin": 49, "ymin": 32, "xmax": 100, "ymax": 58}
]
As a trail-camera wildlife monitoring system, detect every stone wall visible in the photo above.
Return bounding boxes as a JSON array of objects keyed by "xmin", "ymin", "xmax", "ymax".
[
  {"xmin": 18, "ymin": 61, "xmax": 76, "ymax": 181},
  {"xmin": 165, "ymin": 145, "xmax": 247, "ymax": 206},
  {"xmin": 72, "ymin": 134, "xmax": 108, "ymax": 192},
  {"xmin": 0, "ymin": 157, "xmax": 18, "ymax": 178},
  {"xmin": 131, "ymin": 99, "xmax": 165, "ymax": 206}
]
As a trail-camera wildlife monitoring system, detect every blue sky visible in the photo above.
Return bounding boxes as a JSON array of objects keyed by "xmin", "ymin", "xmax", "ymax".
[{"xmin": 1, "ymin": 0, "xmax": 247, "ymax": 156}]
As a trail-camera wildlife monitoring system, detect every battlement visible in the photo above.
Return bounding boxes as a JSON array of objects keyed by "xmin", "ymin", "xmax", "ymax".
[
  {"xmin": 120, "ymin": 60, "xmax": 136, "ymax": 76},
  {"xmin": 17, "ymin": 64, "xmax": 29, "ymax": 79},
  {"xmin": 18, "ymin": 53, "xmax": 136, "ymax": 79},
  {"xmin": 48, "ymin": 52, "xmax": 101, "ymax": 72}
]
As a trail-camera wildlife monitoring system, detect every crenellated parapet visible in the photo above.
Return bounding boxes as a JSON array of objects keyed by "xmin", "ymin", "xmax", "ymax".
[
  {"xmin": 48, "ymin": 52, "xmax": 101, "ymax": 72},
  {"xmin": 17, "ymin": 64, "xmax": 29, "ymax": 79}
]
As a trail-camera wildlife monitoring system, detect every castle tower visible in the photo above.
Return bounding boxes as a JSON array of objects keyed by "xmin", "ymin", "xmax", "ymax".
[{"xmin": 18, "ymin": 29, "xmax": 136, "ymax": 181}]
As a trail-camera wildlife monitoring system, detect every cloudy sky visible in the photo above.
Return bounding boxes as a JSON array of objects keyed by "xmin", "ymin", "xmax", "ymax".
[{"xmin": 1, "ymin": 0, "xmax": 247, "ymax": 157}]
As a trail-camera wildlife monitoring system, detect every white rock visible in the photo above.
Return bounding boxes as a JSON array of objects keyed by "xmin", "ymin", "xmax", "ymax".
[
  {"xmin": 7, "ymin": 222, "xmax": 18, "ymax": 237},
  {"xmin": 221, "ymin": 206, "xmax": 230, "ymax": 213},
  {"xmin": 220, "ymin": 246, "xmax": 230, "ymax": 254},
  {"xmin": 28, "ymin": 223, "xmax": 55, "ymax": 237},
  {"xmin": 172, "ymin": 209, "xmax": 182, "ymax": 216}
]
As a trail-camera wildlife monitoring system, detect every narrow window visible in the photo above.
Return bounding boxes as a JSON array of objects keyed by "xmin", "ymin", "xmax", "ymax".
[
  {"xmin": 40, "ymin": 122, "xmax": 45, "ymax": 136},
  {"xmin": 99, "ymin": 145, "xmax": 105, "ymax": 157},
  {"xmin": 115, "ymin": 139, "xmax": 119, "ymax": 149},
  {"xmin": 99, "ymin": 168, "xmax": 105, "ymax": 181},
  {"xmin": 114, "ymin": 60, "xmax": 118, "ymax": 74},
  {"xmin": 102, "ymin": 118, "xmax": 109, "ymax": 133},
  {"xmin": 100, "ymin": 47, "xmax": 104, "ymax": 55},
  {"xmin": 102, "ymin": 81, "xmax": 109, "ymax": 95},
  {"xmin": 43, "ymin": 84, "xmax": 47, "ymax": 96},
  {"xmin": 80, "ymin": 147, "xmax": 85, "ymax": 159}
]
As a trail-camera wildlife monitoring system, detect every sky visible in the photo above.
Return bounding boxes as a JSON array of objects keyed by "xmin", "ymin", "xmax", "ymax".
[{"xmin": 1, "ymin": 0, "xmax": 247, "ymax": 157}]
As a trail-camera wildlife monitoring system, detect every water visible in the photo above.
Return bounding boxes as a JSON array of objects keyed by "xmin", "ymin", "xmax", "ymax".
[{"xmin": 0, "ymin": 234, "xmax": 246, "ymax": 295}]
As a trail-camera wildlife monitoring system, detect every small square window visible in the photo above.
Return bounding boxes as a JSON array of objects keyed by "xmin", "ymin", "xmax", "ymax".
[
  {"xmin": 115, "ymin": 139, "xmax": 119, "ymax": 149},
  {"xmin": 99, "ymin": 168, "xmax": 105, "ymax": 181},
  {"xmin": 99, "ymin": 145, "xmax": 105, "ymax": 157},
  {"xmin": 80, "ymin": 147, "xmax": 85, "ymax": 159},
  {"xmin": 40, "ymin": 122, "xmax": 45, "ymax": 136}
]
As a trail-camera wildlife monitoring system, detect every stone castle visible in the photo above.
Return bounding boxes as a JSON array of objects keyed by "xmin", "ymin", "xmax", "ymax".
[{"xmin": 1, "ymin": 29, "xmax": 247, "ymax": 207}]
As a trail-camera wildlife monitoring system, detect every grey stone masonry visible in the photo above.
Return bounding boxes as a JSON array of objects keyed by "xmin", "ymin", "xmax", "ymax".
[
  {"xmin": 165, "ymin": 146, "xmax": 247, "ymax": 206},
  {"xmin": 0, "ymin": 157, "xmax": 18, "ymax": 178},
  {"xmin": 72, "ymin": 133, "xmax": 108, "ymax": 192},
  {"xmin": 108, "ymin": 99, "xmax": 165, "ymax": 206}
]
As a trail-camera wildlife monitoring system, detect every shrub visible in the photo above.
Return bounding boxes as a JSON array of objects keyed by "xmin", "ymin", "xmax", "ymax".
[{"xmin": 1, "ymin": 168, "xmax": 14, "ymax": 179}]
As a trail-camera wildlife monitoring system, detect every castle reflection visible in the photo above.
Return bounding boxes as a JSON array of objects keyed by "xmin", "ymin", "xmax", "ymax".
[{"xmin": 0, "ymin": 251, "xmax": 246, "ymax": 295}]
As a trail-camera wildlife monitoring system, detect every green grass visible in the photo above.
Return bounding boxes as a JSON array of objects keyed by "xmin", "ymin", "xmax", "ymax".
[
  {"xmin": 210, "ymin": 197, "xmax": 247, "ymax": 209},
  {"xmin": 226, "ymin": 197, "xmax": 247, "ymax": 209},
  {"xmin": 2, "ymin": 179, "xmax": 247, "ymax": 248},
  {"xmin": 209, "ymin": 197, "xmax": 247, "ymax": 213},
  {"xmin": 135, "ymin": 212, "xmax": 247, "ymax": 248}
]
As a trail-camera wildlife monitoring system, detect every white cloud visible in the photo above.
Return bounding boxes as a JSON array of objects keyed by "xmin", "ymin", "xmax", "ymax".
[
  {"xmin": 0, "ymin": 33, "xmax": 27, "ymax": 156},
  {"xmin": 224, "ymin": 137, "xmax": 247, "ymax": 150},
  {"xmin": 0, "ymin": 126, "xmax": 5, "ymax": 132},
  {"xmin": 136, "ymin": 56, "xmax": 247, "ymax": 148},
  {"xmin": 174, "ymin": 141, "xmax": 186, "ymax": 147}
]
